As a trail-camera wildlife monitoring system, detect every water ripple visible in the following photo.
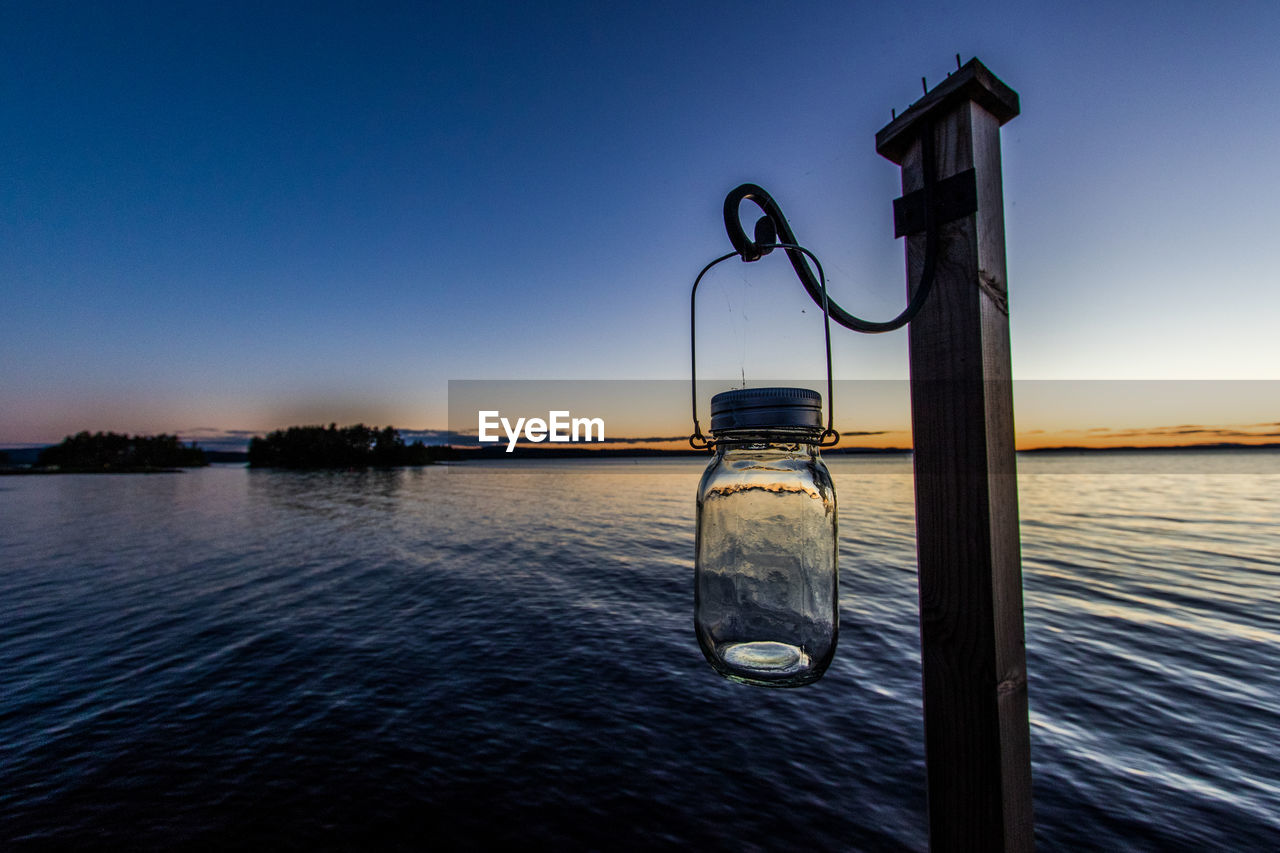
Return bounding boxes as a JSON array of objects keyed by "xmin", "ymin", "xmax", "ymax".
[{"xmin": 1, "ymin": 456, "xmax": 1277, "ymax": 849}]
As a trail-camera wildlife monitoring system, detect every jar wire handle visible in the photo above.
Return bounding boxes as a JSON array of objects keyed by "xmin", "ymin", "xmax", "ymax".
[
  {"xmin": 690, "ymin": 244, "xmax": 840, "ymax": 449},
  {"xmin": 691, "ymin": 120, "xmax": 946, "ymax": 449}
]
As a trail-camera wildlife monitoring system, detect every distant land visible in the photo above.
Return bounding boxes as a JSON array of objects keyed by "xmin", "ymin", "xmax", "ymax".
[
  {"xmin": 4, "ymin": 441, "xmax": 1277, "ymax": 467},
  {"xmin": 247, "ymin": 424, "xmax": 453, "ymax": 469},
  {"xmin": 310, "ymin": 441, "xmax": 1280, "ymax": 459},
  {"xmin": 0, "ymin": 432, "xmax": 207, "ymax": 474},
  {"xmin": 1016, "ymin": 442, "xmax": 1280, "ymax": 454},
  {"xmin": 205, "ymin": 450, "xmax": 250, "ymax": 464}
]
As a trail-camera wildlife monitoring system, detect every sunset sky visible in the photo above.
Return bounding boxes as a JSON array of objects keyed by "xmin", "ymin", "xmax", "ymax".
[{"xmin": 3, "ymin": 1, "xmax": 1278, "ymax": 449}]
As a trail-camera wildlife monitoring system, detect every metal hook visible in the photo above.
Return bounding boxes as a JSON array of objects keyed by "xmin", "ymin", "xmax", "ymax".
[
  {"xmin": 719, "ymin": 120, "xmax": 942, "ymax": 335},
  {"xmin": 696, "ymin": 119, "xmax": 953, "ymax": 447}
]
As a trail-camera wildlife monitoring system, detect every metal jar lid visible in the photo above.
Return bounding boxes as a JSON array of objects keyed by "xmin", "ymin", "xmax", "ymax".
[{"xmin": 710, "ymin": 387, "xmax": 823, "ymax": 433}]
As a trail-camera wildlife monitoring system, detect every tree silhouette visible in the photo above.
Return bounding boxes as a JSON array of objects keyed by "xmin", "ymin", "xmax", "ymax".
[
  {"xmin": 37, "ymin": 432, "xmax": 208, "ymax": 470},
  {"xmin": 247, "ymin": 424, "xmax": 445, "ymax": 469}
]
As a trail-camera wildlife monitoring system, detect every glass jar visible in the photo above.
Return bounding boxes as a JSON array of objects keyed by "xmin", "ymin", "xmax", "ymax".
[{"xmin": 695, "ymin": 387, "xmax": 838, "ymax": 687}]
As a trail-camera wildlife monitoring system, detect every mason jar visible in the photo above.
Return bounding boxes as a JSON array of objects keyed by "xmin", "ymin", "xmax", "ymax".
[{"xmin": 695, "ymin": 387, "xmax": 838, "ymax": 687}]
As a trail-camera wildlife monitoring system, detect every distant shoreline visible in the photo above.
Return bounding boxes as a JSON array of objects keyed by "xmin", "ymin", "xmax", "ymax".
[
  {"xmin": 3, "ymin": 441, "xmax": 1277, "ymax": 467},
  {"xmin": 438, "ymin": 441, "xmax": 1280, "ymax": 458},
  {"xmin": 1017, "ymin": 442, "xmax": 1280, "ymax": 454},
  {"xmin": 0, "ymin": 467, "xmax": 187, "ymax": 475}
]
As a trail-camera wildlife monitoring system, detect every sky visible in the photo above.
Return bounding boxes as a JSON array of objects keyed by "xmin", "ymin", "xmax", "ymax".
[{"xmin": 3, "ymin": 1, "xmax": 1278, "ymax": 448}]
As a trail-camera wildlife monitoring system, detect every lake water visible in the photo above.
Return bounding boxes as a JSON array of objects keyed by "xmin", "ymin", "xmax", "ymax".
[{"xmin": 2, "ymin": 452, "xmax": 1278, "ymax": 850}]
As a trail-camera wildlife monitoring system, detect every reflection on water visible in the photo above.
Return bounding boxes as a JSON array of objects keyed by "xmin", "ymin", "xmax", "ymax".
[
  {"xmin": 1017, "ymin": 459, "xmax": 1280, "ymax": 850},
  {"xmin": 1, "ymin": 452, "xmax": 1278, "ymax": 850}
]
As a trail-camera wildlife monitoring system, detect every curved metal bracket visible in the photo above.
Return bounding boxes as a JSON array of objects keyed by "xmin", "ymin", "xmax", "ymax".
[{"xmin": 720, "ymin": 120, "xmax": 955, "ymax": 334}]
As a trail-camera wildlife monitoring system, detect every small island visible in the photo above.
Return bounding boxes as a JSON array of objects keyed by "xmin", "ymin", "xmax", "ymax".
[
  {"xmin": 248, "ymin": 423, "xmax": 453, "ymax": 468},
  {"xmin": 9, "ymin": 431, "xmax": 210, "ymax": 473}
]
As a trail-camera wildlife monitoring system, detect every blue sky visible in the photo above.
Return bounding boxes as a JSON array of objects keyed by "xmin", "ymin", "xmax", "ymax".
[{"xmin": 3, "ymin": 1, "xmax": 1278, "ymax": 444}]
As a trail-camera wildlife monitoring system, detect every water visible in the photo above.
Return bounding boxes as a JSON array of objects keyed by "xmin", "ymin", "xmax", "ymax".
[{"xmin": 1, "ymin": 452, "xmax": 1277, "ymax": 850}]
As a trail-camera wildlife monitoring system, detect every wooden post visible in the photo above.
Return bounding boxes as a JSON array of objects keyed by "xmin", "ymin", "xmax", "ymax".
[{"xmin": 875, "ymin": 61, "xmax": 1033, "ymax": 851}]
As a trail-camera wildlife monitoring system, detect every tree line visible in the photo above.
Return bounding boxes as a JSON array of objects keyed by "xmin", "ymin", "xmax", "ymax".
[
  {"xmin": 247, "ymin": 423, "xmax": 453, "ymax": 468},
  {"xmin": 38, "ymin": 432, "xmax": 208, "ymax": 470}
]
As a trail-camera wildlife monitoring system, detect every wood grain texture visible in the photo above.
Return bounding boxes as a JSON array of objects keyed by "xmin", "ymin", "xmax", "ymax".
[{"xmin": 887, "ymin": 84, "xmax": 1033, "ymax": 852}]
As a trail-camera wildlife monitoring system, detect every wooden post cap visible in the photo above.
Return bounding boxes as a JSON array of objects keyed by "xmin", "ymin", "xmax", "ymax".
[{"xmin": 875, "ymin": 58, "xmax": 1020, "ymax": 164}]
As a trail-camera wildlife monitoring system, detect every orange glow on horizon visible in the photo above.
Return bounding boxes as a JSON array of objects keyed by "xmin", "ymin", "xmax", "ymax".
[
  {"xmin": 1016, "ymin": 423, "xmax": 1280, "ymax": 450},
  {"xmin": 440, "ymin": 423, "xmax": 1279, "ymax": 453}
]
